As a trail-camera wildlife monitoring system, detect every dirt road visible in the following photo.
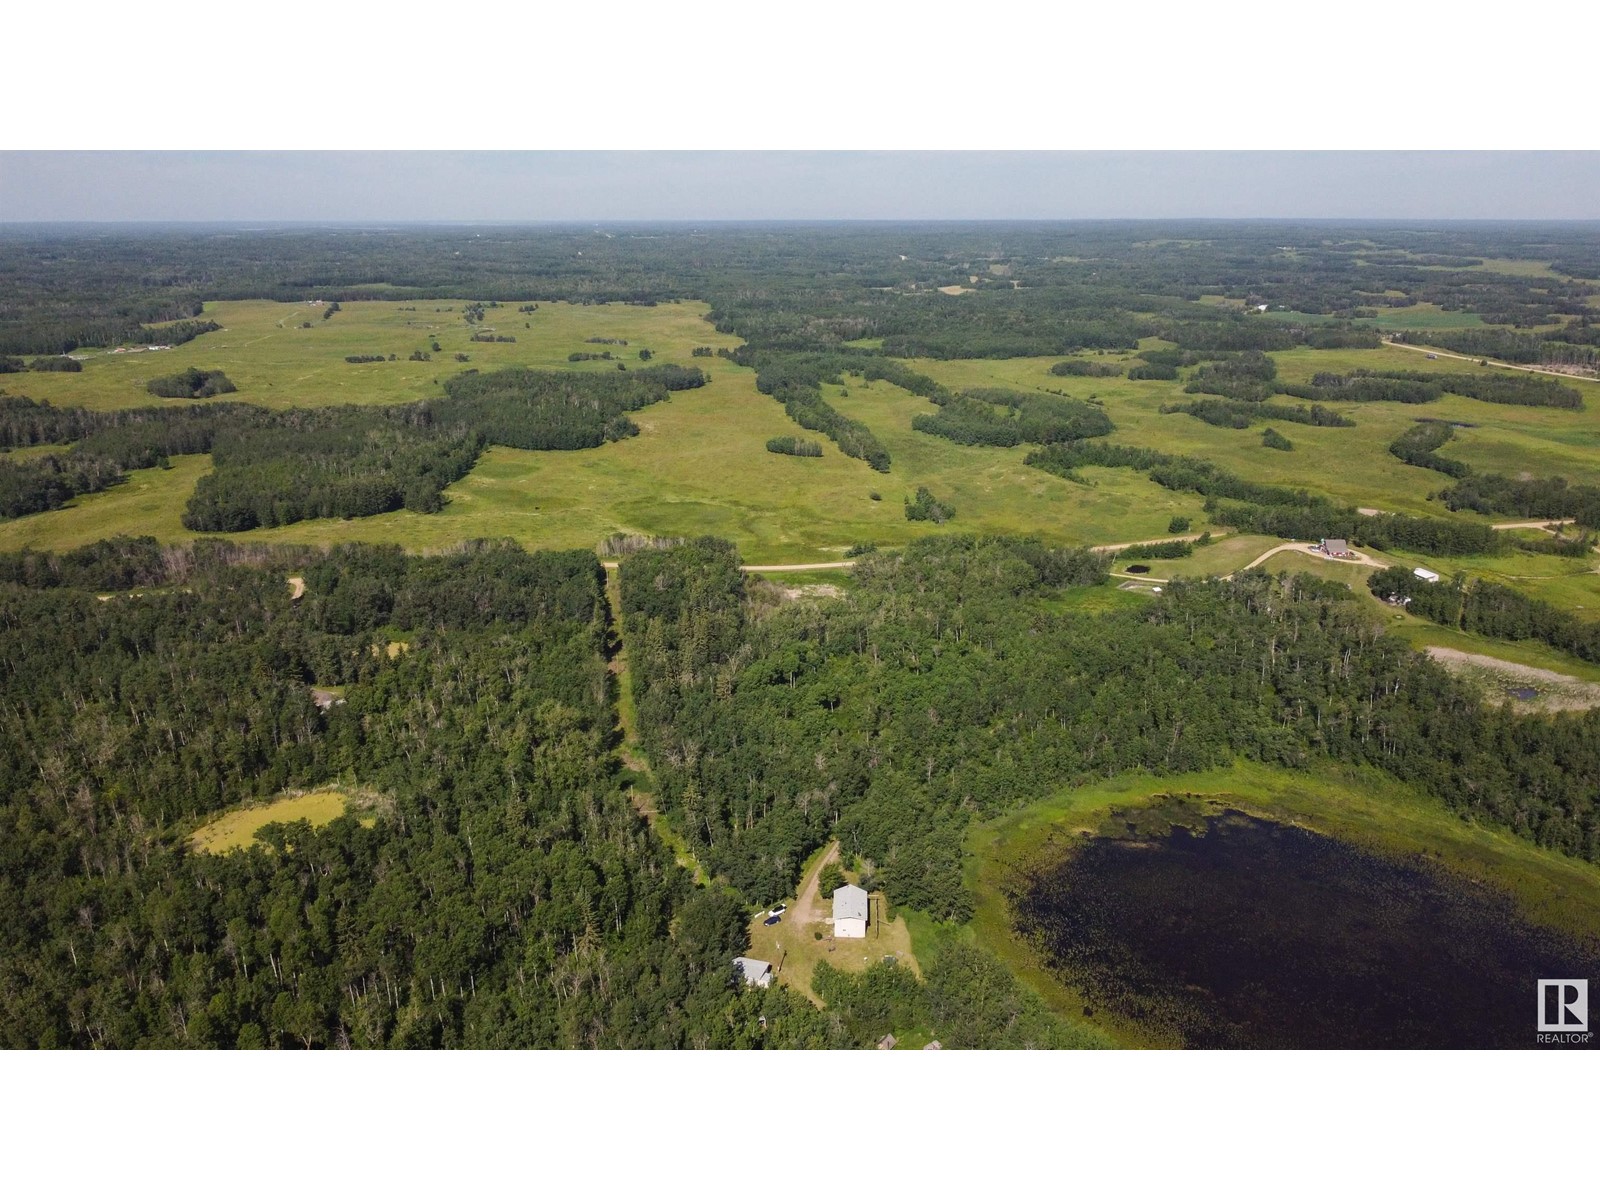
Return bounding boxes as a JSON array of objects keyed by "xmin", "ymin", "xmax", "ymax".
[
  {"xmin": 790, "ymin": 842, "xmax": 840, "ymax": 928},
  {"xmin": 600, "ymin": 560, "xmax": 856, "ymax": 573},
  {"xmin": 1231, "ymin": 542, "xmax": 1387, "ymax": 576},
  {"xmin": 1385, "ymin": 338, "xmax": 1598, "ymax": 383}
]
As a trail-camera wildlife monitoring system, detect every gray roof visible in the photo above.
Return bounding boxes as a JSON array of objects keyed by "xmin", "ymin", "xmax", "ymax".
[
  {"xmin": 833, "ymin": 884, "xmax": 869, "ymax": 922},
  {"xmin": 733, "ymin": 957, "xmax": 772, "ymax": 984},
  {"xmin": 1324, "ymin": 538, "xmax": 1349, "ymax": 554}
]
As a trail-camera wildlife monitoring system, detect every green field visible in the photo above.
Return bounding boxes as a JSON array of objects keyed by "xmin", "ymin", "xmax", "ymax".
[
  {"xmin": 5, "ymin": 297, "xmax": 1599, "ymax": 574},
  {"xmin": 959, "ymin": 762, "xmax": 1600, "ymax": 1045},
  {"xmin": 25, "ymin": 298, "xmax": 744, "ymax": 412},
  {"xmin": 908, "ymin": 348, "xmax": 1600, "ymax": 515}
]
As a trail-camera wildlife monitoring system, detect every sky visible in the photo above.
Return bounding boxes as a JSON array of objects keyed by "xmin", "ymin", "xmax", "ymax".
[{"xmin": 4, "ymin": 151, "xmax": 1599, "ymax": 223}]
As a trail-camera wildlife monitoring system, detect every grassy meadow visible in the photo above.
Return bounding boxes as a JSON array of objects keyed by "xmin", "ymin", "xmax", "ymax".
[
  {"xmin": 4, "ymin": 297, "xmax": 1598, "ymax": 574},
  {"xmin": 23, "ymin": 298, "xmax": 744, "ymax": 412}
]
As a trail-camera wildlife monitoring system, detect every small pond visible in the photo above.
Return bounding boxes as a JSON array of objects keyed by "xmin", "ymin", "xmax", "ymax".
[{"xmin": 1014, "ymin": 808, "xmax": 1600, "ymax": 1049}]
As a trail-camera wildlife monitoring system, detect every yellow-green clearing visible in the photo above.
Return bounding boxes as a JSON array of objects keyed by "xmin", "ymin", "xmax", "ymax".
[{"xmin": 190, "ymin": 789, "xmax": 380, "ymax": 854}]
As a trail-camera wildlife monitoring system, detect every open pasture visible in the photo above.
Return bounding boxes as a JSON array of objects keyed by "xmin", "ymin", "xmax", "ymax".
[
  {"xmin": 5, "ymin": 299, "xmax": 1599, "ymax": 572},
  {"xmin": 19, "ymin": 298, "xmax": 744, "ymax": 413}
]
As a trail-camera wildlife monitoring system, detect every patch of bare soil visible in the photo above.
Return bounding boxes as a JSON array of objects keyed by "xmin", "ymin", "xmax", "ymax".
[
  {"xmin": 1425, "ymin": 647, "xmax": 1600, "ymax": 713},
  {"xmin": 779, "ymin": 583, "xmax": 844, "ymax": 602}
]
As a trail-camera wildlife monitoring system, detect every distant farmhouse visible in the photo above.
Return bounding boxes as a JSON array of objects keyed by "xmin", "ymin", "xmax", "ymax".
[
  {"xmin": 733, "ymin": 957, "xmax": 773, "ymax": 988},
  {"xmin": 833, "ymin": 884, "xmax": 868, "ymax": 939},
  {"xmin": 1317, "ymin": 537, "xmax": 1354, "ymax": 559}
]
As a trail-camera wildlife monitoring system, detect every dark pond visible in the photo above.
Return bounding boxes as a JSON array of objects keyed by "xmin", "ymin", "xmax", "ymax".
[
  {"xmin": 1014, "ymin": 809, "xmax": 1600, "ymax": 1049},
  {"xmin": 1508, "ymin": 686, "xmax": 1539, "ymax": 701},
  {"xmin": 1124, "ymin": 564, "xmax": 1150, "ymax": 574}
]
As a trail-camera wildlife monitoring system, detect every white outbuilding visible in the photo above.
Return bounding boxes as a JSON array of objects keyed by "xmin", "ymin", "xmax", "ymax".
[
  {"xmin": 832, "ymin": 884, "xmax": 869, "ymax": 939},
  {"xmin": 733, "ymin": 957, "xmax": 773, "ymax": 988},
  {"xmin": 1413, "ymin": 567, "xmax": 1441, "ymax": 583}
]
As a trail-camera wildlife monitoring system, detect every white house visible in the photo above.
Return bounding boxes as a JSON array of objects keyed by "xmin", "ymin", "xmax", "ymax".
[
  {"xmin": 733, "ymin": 957, "xmax": 773, "ymax": 988},
  {"xmin": 833, "ymin": 884, "xmax": 869, "ymax": 939},
  {"xmin": 1413, "ymin": 567, "xmax": 1441, "ymax": 583}
]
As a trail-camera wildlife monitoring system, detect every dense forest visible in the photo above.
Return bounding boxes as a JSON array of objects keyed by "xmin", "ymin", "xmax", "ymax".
[
  {"xmin": 620, "ymin": 537, "xmax": 1600, "ymax": 928},
  {"xmin": 0, "ymin": 539, "xmax": 773, "ymax": 1048},
  {"xmin": 5, "ymin": 221, "xmax": 1593, "ymax": 377},
  {"xmin": 911, "ymin": 389, "xmax": 1113, "ymax": 447},
  {"xmin": 0, "ymin": 537, "xmax": 1154, "ymax": 1050}
]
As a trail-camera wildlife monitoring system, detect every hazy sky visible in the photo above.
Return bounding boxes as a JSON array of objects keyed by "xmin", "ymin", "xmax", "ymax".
[{"xmin": 3, "ymin": 152, "xmax": 1598, "ymax": 223}]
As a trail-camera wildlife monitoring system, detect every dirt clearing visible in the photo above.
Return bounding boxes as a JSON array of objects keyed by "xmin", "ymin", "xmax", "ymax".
[{"xmin": 1425, "ymin": 646, "xmax": 1600, "ymax": 713}]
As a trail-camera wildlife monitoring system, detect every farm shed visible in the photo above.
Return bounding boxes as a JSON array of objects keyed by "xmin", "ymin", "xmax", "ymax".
[
  {"xmin": 1413, "ymin": 567, "xmax": 1441, "ymax": 583},
  {"xmin": 833, "ymin": 884, "xmax": 869, "ymax": 939},
  {"xmin": 733, "ymin": 957, "xmax": 773, "ymax": 988}
]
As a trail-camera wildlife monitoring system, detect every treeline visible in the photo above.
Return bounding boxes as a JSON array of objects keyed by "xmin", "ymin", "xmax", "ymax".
[
  {"xmin": 0, "ymin": 396, "xmax": 249, "ymax": 518},
  {"xmin": 1114, "ymin": 538, "xmax": 1197, "ymax": 561},
  {"xmin": 745, "ymin": 353, "xmax": 892, "ymax": 472},
  {"xmin": 911, "ymin": 390, "xmax": 1113, "ymax": 447},
  {"xmin": 1163, "ymin": 396, "xmax": 1354, "ymax": 429},
  {"xmin": 765, "ymin": 436, "xmax": 823, "ymax": 457},
  {"xmin": 147, "ymin": 368, "xmax": 237, "ymax": 399},
  {"xmin": 1026, "ymin": 438, "xmax": 1503, "ymax": 555},
  {"xmin": 1383, "ymin": 419, "xmax": 1600, "ymax": 531},
  {"xmin": 620, "ymin": 536, "xmax": 1600, "ymax": 931},
  {"xmin": 1157, "ymin": 320, "xmax": 1380, "ymax": 354},
  {"xmin": 1368, "ymin": 566, "xmax": 1600, "ymax": 664},
  {"xmin": 1184, "ymin": 350, "xmax": 1279, "ymax": 402},
  {"xmin": 1440, "ymin": 474, "xmax": 1600, "ymax": 529},
  {"xmin": 2, "ymin": 314, "xmax": 222, "ymax": 358},
  {"xmin": 904, "ymin": 486, "xmax": 956, "ymax": 524},
  {"xmin": 433, "ymin": 365, "xmax": 703, "ymax": 452},
  {"xmin": 4, "ymin": 222, "xmax": 1595, "ymax": 367},
  {"xmin": 182, "ymin": 407, "xmax": 482, "ymax": 530},
  {"xmin": 1388, "ymin": 421, "xmax": 1472, "ymax": 478},
  {"xmin": 1287, "ymin": 368, "xmax": 1583, "ymax": 410},
  {"xmin": 0, "ymin": 538, "xmax": 869, "ymax": 1049},
  {"xmin": 872, "ymin": 294, "xmax": 1148, "ymax": 359},
  {"xmin": 1398, "ymin": 369, "xmax": 1583, "ymax": 410},
  {"xmin": 1392, "ymin": 328, "xmax": 1600, "ymax": 372},
  {"xmin": 0, "ymin": 451, "xmax": 126, "ymax": 519},
  {"xmin": 1050, "ymin": 359, "xmax": 1121, "ymax": 378},
  {"xmin": 1261, "ymin": 427, "xmax": 1293, "ymax": 451},
  {"xmin": 1279, "ymin": 372, "xmax": 1441, "ymax": 405},
  {"xmin": 1216, "ymin": 500, "xmax": 1500, "ymax": 555},
  {"xmin": 0, "ymin": 355, "xmax": 81, "ymax": 373}
]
